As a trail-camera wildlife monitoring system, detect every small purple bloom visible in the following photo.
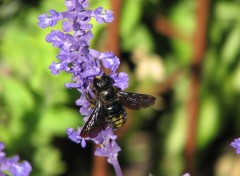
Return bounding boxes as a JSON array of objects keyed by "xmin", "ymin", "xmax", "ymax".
[
  {"xmin": 94, "ymin": 128, "xmax": 117, "ymax": 144},
  {"xmin": 94, "ymin": 139, "xmax": 121, "ymax": 164},
  {"xmin": 112, "ymin": 72, "xmax": 129, "ymax": 90},
  {"xmin": 9, "ymin": 161, "xmax": 32, "ymax": 176},
  {"xmin": 46, "ymin": 30, "xmax": 66, "ymax": 47},
  {"xmin": 38, "ymin": 10, "xmax": 62, "ymax": 28},
  {"xmin": 99, "ymin": 52, "xmax": 120, "ymax": 71},
  {"xmin": 75, "ymin": 94, "xmax": 92, "ymax": 116},
  {"xmin": 65, "ymin": 0, "xmax": 88, "ymax": 12},
  {"xmin": 66, "ymin": 128, "xmax": 86, "ymax": 148},
  {"xmin": 92, "ymin": 7, "xmax": 114, "ymax": 23},
  {"xmin": 49, "ymin": 61, "xmax": 67, "ymax": 74},
  {"xmin": 0, "ymin": 142, "xmax": 32, "ymax": 176},
  {"xmin": 230, "ymin": 138, "xmax": 240, "ymax": 154}
]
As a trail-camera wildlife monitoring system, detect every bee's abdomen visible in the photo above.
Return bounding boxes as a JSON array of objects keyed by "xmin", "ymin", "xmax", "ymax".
[{"xmin": 105, "ymin": 102, "xmax": 127, "ymax": 129}]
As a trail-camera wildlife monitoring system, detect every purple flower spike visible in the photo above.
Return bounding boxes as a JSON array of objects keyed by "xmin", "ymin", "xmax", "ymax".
[
  {"xmin": 230, "ymin": 138, "xmax": 240, "ymax": 154},
  {"xmin": 38, "ymin": 1, "xmax": 128, "ymax": 175},
  {"xmin": 0, "ymin": 142, "xmax": 32, "ymax": 176}
]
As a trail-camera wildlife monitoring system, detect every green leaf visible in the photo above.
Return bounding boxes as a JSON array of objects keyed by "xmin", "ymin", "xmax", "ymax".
[
  {"xmin": 164, "ymin": 108, "xmax": 187, "ymax": 154},
  {"xmin": 1, "ymin": 76, "xmax": 34, "ymax": 117},
  {"xmin": 197, "ymin": 96, "xmax": 220, "ymax": 149},
  {"xmin": 221, "ymin": 24, "xmax": 240, "ymax": 65},
  {"xmin": 215, "ymin": 2, "xmax": 240, "ymax": 21},
  {"xmin": 170, "ymin": 0, "xmax": 195, "ymax": 34},
  {"xmin": 121, "ymin": 24, "xmax": 154, "ymax": 52},
  {"xmin": 120, "ymin": 0, "xmax": 143, "ymax": 38},
  {"xmin": 38, "ymin": 108, "xmax": 82, "ymax": 135},
  {"xmin": 34, "ymin": 146, "xmax": 66, "ymax": 176}
]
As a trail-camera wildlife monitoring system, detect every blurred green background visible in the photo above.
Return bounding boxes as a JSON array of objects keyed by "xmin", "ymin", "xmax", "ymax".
[{"xmin": 0, "ymin": 0, "xmax": 240, "ymax": 175}]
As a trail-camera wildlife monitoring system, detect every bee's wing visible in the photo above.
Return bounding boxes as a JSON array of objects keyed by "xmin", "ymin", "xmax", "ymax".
[
  {"xmin": 118, "ymin": 91, "xmax": 156, "ymax": 110},
  {"xmin": 80, "ymin": 101, "xmax": 107, "ymax": 138}
]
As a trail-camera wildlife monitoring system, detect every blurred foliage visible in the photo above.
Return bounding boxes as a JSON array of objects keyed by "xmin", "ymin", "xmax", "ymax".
[{"xmin": 0, "ymin": 0, "xmax": 240, "ymax": 176}]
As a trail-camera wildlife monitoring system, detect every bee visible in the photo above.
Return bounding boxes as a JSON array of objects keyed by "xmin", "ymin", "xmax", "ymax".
[{"xmin": 80, "ymin": 74, "xmax": 156, "ymax": 138}]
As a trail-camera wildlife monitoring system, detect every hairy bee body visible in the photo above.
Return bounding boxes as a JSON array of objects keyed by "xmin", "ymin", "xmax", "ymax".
[
  {"xmin": 80, "ymin": 74, "xmax": 156, "ymax": 138},
  {"xmin": 97, "ymin": 86, "xmax": 127, "ymax": 129}
]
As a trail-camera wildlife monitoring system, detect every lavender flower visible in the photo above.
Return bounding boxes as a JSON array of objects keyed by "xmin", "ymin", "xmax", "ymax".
[
  {"xmin": 0, "ymin": 142, "xmax": 32, "ymax": 176},
  {"xmin": 230, "ymin": 138, "xmax": 240, "ymax": 154},
  {"xmin": 38, "ymin": 0, "xmax": 127, "ymax": 175}
]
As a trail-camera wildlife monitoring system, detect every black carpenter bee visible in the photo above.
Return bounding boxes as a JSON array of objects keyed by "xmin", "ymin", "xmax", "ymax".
[{"xmin": 80, "ymin": 74, "xmax": 156, "ymax": 138}]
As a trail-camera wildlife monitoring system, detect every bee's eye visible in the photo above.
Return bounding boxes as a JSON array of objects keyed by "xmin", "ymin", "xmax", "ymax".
[
  {"xmin": 102, "ymin": 75, "xmax": 114, "ymax": 84},
  {"xmin": 93, "ymin": 75, "xmax": 113, "ymax": 90}
]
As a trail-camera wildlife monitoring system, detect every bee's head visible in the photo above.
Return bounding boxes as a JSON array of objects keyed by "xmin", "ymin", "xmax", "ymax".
[{"xmin": 93, "ymin": 74, "xmax": 114, "ymax": 91}]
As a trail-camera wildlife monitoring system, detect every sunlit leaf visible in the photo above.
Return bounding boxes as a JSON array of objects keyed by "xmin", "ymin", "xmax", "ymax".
[
  {"xmin": 221, "ymin": 24, "xmax": 240, "ymax": 65},
  {"xmin": 197, "ymin": 96, "xmax": 220, "ymax": 149},
  {"xmin": 38, "ymin": 108, "xmax": 82, "ymax": 135},
  {"xmin": 215, "ymin": 2, "xmax": 240, "ymax": 21},
  {"xmin": 34, "ymin": 146, "xmax": 66, "ymax": 175},
  {"xmin": 121, "ymin": 24, "xmax": 154, "ymax": 52},
  {"xmin": 120, "ymin": 0, "xmax": 143, "ymax": 38}
]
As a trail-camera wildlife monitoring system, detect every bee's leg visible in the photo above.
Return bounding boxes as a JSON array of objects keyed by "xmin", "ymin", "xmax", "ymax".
[{"xmin": 86, "ymin": 91, "xmax": 96, "ymax": 105}]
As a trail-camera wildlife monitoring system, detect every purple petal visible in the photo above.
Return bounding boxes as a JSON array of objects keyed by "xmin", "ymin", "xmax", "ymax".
[
  {"xmin": 66, "ymin": 128, "xmax": 86, "ymax": 147},
  {"xmin": 98, "ymin": 52, "xmax": 120, "ymax": 71},
  {"xmin": 0, "ymin": 143, "xmax": 5, "ymax": 151},
  {"xmin": 231, "ymin": 138, "xmax": 240, "ymax": 154},
  {"xmin": 110, "ymin": 140, "xmax": 121, "ymax": 154},
  {"xmin": 81, "ymin": 139, "xmax": 86, "ymax": 148},
  {"xmin": 0, "ymin": 143, "xmax": 32, "ymax": 176},
  {"xmin": 46, "ymin": 30, "xmax": 65, "ymax": 47},
  {"xmin": 94, "ymin": 147, "xmax": 108, "ymax": 157},
  {"xmin": 75, "ymin": 94, "xmax": 90, "ymax": 107},
  {"xmin": 61, "ymin": 34, "xmax": 77, "ymax": 51},
  {"xmin": 49, "ymin": 61, "xmax": 66, "ymax": 74},
  {"xmin": 65, "ymin": 82, "xmax": 83, "ymax": 88},
  {"xmin": 80, "ymin": 31, "xmax": 93, "ymax": 43},
  {"xmin": 38, "ymin": 10, "xmax": 62, "ymax": 28},
  {"xmin": 94, "ymin": 128, "xmax": 117, "ymax": 144},
  {"xmin": 79, "ymin": 46, "xmax": 89, "ymax": 55},
  {"xmin": 92, "ymin": 7, "xmax": 114, "ymax": 24},
  {"xmin": 62, "ymin": 21, "xmax": 74, "ymax": 32},
  {"xmin": 64, "ymin": 0, "xmax": 77, "ymax": 11},
  {"xmin": 112, "ymin": 72, "xmax": 129, "ymax": 90},
  {"xmin": 89, "ymin": 49, "xmax": 101, "ymax": 58},
  {"xmin": 62, "ymin": 11, "xmax": 77, "ymax": 22},
  {"xmin": 9, "ymin": 161, "xmax": 32, "ymax": 176},
  {"xmin": 80, "ymin": 106, "xmax": 92, "ymax": 116},
  {"xmin": 79, "ymin": 0, "xmax": 89, "ymax": 9},
  {"xmin": 80, "ymin": 67, "xmax": 101, "ymax": 78},
  {"xmin": 65, "ymin": 0, "xmax": 88, "ymax": 12}
]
